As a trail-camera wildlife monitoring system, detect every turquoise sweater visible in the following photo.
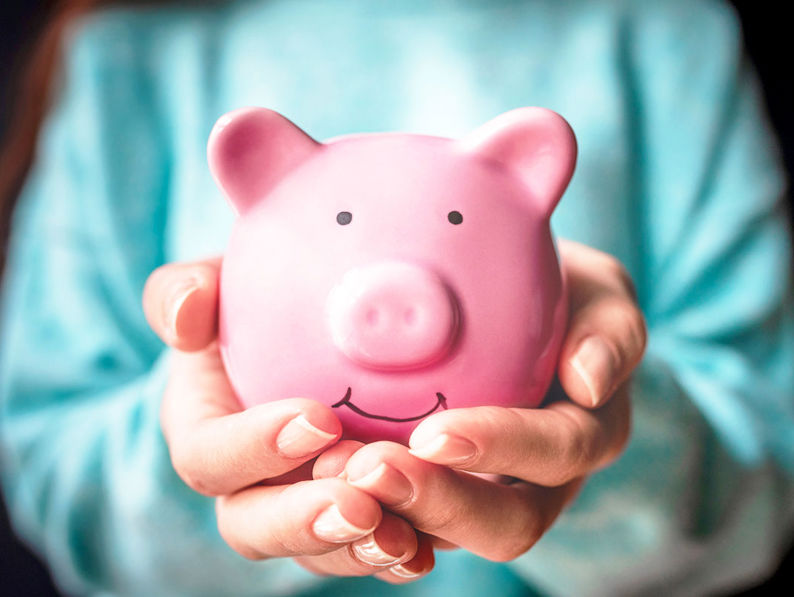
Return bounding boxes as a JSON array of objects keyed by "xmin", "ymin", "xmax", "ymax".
[{"xmin": 2, "ymin": 1, "xmax": 793, "ymax": 595}]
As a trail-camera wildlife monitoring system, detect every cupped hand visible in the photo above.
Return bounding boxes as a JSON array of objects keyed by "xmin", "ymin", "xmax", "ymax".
[
  {"xmin": 318, "ymin": 240, "xmax": 646, "ymax": 561},
  {"xmin": 143, "ymin": 259, "xmax": 433, "ymax": 582}
]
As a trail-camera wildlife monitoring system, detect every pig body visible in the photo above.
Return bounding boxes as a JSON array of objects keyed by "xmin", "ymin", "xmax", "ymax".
[{"xmin": 210, "ymin": 108, "xmax": 575, "ymax": 443}]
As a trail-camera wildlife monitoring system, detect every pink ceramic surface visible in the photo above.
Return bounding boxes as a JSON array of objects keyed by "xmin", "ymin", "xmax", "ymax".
[{"xmin": 209, "ymin": 107, "xmax": 576, "ymax": 444}]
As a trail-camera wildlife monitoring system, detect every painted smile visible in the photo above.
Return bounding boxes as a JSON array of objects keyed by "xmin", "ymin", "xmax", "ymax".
[{"xmin": 332, "ymin": 387, "xmax": 448, "ymax": 422}]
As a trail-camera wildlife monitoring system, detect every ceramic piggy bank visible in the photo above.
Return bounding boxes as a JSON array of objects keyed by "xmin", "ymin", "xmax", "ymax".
[{"xmin": 209, "ymin": 107, "xmax": 576, "ymax": 444}]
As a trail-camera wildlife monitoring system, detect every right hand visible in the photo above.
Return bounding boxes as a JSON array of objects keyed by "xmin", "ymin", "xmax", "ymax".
[{"xmin": 143, "ymin": 258, "xmax": 435, "ymax": 582}]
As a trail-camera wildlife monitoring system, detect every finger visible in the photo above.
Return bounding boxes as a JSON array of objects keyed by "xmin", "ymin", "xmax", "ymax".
[
  {"xmin": 374, "ymin": 533, "xmax": 436, "ymax": 584},
  {"xmin": 408, "ymin": 388, "xmax": 631, "ymax": 486},
  {"xmin": 143, "ymin": 258, "xmax": 221, "ymax": 351},
  {"xmin": 216, "ymin": 478, "xmax": 381, "ymax": 560},
  {"xmin": 557, "ymin": 240, "xmax": 647, "ymax": 408},
  {"xmin": 296, "ymin": 512, "xmax": 418, "ymax": 575},
  {"xmin": 313, "ymin": 440, "xmax": 366, "ymax": 479},
  {"xmin": 344, "ymin": 442, "xmax": 577, "ymax": 561},
  {"xmin": 429, "ymin": 536, "xmax": 460, "ymax": 551},
  {"xmin": 162, "ymin": 348, "xmax": 341, "ymax": 495}
]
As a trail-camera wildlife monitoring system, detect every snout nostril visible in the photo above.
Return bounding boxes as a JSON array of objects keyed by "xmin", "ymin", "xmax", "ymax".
[{"xmin": 328, "ymin": 262, "xmax": 459, "ymax": 370}]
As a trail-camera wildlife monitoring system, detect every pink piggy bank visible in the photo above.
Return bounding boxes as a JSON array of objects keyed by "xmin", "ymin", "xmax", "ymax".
[{"xmin": 209, "ymin": 107, "xmax": 576, "ymax": 444}]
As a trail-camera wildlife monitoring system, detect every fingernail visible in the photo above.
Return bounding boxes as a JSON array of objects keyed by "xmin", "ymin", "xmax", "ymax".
[
  {"xmin": 390, "ymin": 562, "xmax": 425, "ymax": 579},
  {"xmin": 570, "ymin": 335, "xmax": 616, "ymax": 406},
  {"xmin": 312, "ymin": 504, "xmax": 373, "ymax": 543},
  {"xmin": 409, "ymin": 434, "xmax": 477, "ymax": 464},
  {"xmin": 164, "ymin": 277, "xmax": 200, "ymax": 338},
  {"xmin": 348, "ymin": 463, "xmax": 414, "ymax": 507},
  {"xmin": 276, "ymin": 415, "xmax": 337, "ymax": 458},
  {"xmin": 352, "ymin": 534, "xmax": 408, "ymax": 567}
]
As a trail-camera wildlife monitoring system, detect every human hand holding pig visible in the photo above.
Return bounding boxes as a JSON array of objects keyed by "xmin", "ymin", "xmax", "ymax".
[
  {"xmin": 317, "ymin": 239, "xmax": 645, "ymax": 564},
  {"xmin": 143, "ymin": 239, "xmax": 645, "ymax": 580},
  {"xmin": 144, "ymin": 259, "xmax": 434, "ymax": 582}
]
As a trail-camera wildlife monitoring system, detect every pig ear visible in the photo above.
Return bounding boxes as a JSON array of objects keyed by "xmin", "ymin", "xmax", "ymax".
[
  {"xmin": 459, "ymin": 107, "xmax": 577, "ymax": 218},
  {"xmin": 207, "ymin": 107, "xmax": 321, "ymax": 215}
]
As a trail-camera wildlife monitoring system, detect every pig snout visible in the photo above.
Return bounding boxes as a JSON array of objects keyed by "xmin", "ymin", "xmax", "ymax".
[{"xmin": 327, "ymin": 262, "xmax": 460, "ymax": 370}]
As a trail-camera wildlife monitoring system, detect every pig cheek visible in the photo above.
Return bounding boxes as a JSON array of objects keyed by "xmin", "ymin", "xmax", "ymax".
[{"xmin": 218, "ymin": 219, "xmax": 347, "ymax": 411}]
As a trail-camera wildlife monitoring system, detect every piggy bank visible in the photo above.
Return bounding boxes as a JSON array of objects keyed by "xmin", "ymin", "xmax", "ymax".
[{"xmin": 209, "ymin": 107, "xmax": 575, "ymax": 444}]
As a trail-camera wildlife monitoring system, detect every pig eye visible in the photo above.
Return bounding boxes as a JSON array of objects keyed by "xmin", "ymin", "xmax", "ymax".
[
  {"xmin": 336, "ymin": 211, "xmax": 353, "ymax": 225},
  {"xmin": 447, "ymin": 211, "xmax": 463, "ymax": 225}
]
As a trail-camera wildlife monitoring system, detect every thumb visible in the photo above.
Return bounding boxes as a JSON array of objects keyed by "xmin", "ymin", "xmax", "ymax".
[
  {"xmin": 557, "ymin": 241, "xmax": 647, "ymax": 408},
  {"xmin": 143, "ymin": 258, "xmax": 221, "ymax": 351}
]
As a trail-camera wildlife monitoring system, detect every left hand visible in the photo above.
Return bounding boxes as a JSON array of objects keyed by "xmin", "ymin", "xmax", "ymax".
[
  {"xmin": 313, "ymin": 240, "xmax": 646, "ymax": 563},
  {"xmin": 144, "ymin": 259, "xmax": 435, "ymax": 583}
]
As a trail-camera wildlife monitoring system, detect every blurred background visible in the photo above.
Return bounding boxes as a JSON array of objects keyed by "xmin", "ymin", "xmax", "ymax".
[{"xmin": 1, "ymin": 1, "xmax": 791, "ymax": 595}]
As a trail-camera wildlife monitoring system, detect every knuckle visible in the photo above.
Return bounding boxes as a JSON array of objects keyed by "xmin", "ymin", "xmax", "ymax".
[
  {"xmin": 168, "ymin": 437, "xmax": 217, "ymax": 496},
  {"xmin": 613, "ymin": 415, "xmax": 631, "ymax": 459},
  {"xmin": 554, "ymin": 411, "xmax": 598, "ymax": 484},
  {"xmin": 619, "ymin": 307, "xmax": 648, "ymax": 368},
  {"xmin": 599, "ymin": 302, "xmax": 647, "ymax": 369},
  {"xmin": 602, "ymin": 392, "xmax": 632, "ymax": 465},
  {"xmin": 420, "ymin": 509, "xmax": 455, "ymax": 535},
  {"xmin": 486, "ymin": 539, "xmax": 531, "ymax": 562},
  {"xmin": 600, "ymin": 254, "xmax": 637, "ymax": 298},
  {"xmin": 628, "ymin": 309, "xmax": 648, "ymax": 360},
  {"xmin": 143, "ymin": 264, "xmax": 169, "ymax": 294},
  {"xmin": 593, "ymin": 255, "xmax": 647, "ymax": 365},
  {"xmin": 486, "ymin": 510, "xmax": 544, "ymax": 562},
  {"xmin": 215, "ymin": 499, "xmax": 265, "ymax": 560},
  {"xmin": 415, "ymin": 494, "xmax": 462, "ymax": 534}
]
